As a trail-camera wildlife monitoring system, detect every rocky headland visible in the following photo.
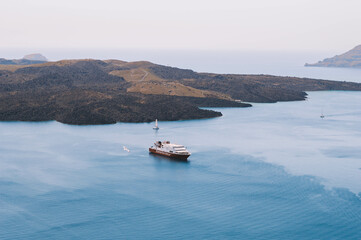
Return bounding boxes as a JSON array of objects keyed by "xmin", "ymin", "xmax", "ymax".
[{"xmin": 305, "ymin": 45, "xmax": 361, "ymax": 68}]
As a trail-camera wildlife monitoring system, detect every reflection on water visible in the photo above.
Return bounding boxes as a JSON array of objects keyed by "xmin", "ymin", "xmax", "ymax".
[{"xmin": 1, "ymin": 91, "xmax": 361, "ymax": 239}]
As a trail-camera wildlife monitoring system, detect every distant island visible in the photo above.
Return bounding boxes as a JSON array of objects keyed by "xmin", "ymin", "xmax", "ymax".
[
  {"xmin": 0, "ymin": 53, "xmax": 48, "ymax": 65},
  {"xmin": 305, "ymin": 45, "xmax": 361, "ymax": 68},
  {"xmin": 23, "ymin": 53, "xmax": 48, "ymax": 62},
  {"xmin": 1, "ymin": 58, "xmax": 361, "ymax": 125}
]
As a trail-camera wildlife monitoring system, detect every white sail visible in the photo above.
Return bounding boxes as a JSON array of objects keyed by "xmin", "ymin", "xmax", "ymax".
[{"xmin": 153, "ymin": 119, "xmax": 159, "ymax": 130}]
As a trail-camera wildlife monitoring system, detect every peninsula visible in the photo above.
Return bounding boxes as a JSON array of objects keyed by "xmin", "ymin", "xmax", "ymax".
[
  {"xmin": 1, "ymin": 59, "xmax": 361, "ymax": 125},
  {"xmin": 305, "ymin": 45, "xmax": 361, "ymax": 68}
]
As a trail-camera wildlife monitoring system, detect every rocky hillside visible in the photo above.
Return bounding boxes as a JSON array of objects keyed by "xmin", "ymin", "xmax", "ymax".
[
  {"xmin": 1, "ymin": 58, "xmax": 361, "ymax": 125},
  {"xmin": 305, "ymin": 45, "xmax": 361, "ymax": 68}
]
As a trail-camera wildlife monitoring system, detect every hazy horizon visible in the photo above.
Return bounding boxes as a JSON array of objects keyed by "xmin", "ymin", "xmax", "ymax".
[
  {"xmin": 1, "ymin": 0, "xmax": 360, "ymax": 53},
  {"xmin": 0, "ymin": 47, "xmax": 336, "ymax": 60}
]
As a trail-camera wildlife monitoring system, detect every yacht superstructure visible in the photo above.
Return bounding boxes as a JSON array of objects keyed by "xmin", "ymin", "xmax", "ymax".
[{"xmin": 149, "ymin": 141, "xmax": 191, "ymax": 160}]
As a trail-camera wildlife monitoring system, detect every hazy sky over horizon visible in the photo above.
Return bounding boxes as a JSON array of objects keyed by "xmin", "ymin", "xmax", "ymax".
[{"xmin": 1, "ymin": 0, "xmax": 360, "ymax": 52}]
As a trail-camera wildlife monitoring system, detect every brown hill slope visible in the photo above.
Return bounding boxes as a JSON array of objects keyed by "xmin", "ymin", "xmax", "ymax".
[{"xmin": 148, "ymin": 65, "xmax": 361, "ymax": 103}]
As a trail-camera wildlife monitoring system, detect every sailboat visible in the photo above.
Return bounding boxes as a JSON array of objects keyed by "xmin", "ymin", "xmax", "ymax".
[{"xmin": 153, "ymin": 119, "xmax": 159, "ymax": 130}]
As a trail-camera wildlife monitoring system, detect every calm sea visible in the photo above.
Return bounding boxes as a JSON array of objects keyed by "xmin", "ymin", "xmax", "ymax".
[{"xmin": 1, "ymin": 51, "xmax": 361, "ymax": 239}]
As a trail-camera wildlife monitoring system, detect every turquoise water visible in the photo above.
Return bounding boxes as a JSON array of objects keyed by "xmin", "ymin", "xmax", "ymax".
[
  {"xmin": 1, "ymin": 91, "xmax": 361, "ymax": 239},
  {"xmin": 1, "ymin": 50, "xmax": 361, "ymax": 239}
]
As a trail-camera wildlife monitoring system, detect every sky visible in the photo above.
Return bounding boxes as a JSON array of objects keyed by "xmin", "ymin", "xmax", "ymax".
[{"xmin": 0, "ymin": 0, "xmax": 361, "ymax": 52}]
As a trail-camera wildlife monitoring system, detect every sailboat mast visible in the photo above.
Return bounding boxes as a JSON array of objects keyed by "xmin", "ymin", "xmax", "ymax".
[{"xmin": 153, "ymin": 119, "xmax": 159, "ymax": 130}]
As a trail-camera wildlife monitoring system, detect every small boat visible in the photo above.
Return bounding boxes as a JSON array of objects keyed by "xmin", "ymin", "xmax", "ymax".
[
  {"xmin": 320, "ymin": 114, "xmax": 325, "ymax": 119},
  {"xmin": 153, "ymin": 119, "xmax": 159, "ymax": 130},
  {"xmin": 149, "ymin": 141, "xmax": 191, "ymax": 160}
]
